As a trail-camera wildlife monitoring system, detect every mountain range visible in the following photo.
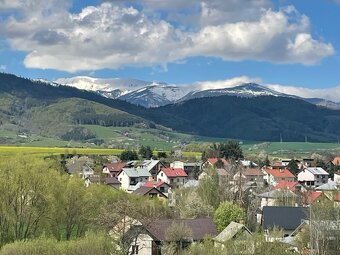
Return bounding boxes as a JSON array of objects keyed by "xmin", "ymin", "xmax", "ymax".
[
  {"xmin": 54, "ymin": 76, "xmax": 340, "ymax": 110},
  {"xmin": 1, "ymin": 72, "xmax": 340, "ymax": 144}
]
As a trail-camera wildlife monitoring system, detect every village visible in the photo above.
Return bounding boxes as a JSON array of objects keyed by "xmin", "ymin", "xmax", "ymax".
[{"xmin": 63, "ymin": 143, "xmax": 340, "ymax": 255}]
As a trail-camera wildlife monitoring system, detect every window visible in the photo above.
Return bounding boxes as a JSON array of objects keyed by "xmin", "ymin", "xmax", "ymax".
[
  {"xmin": 161, "ymin": 173, "xmax": 163, "ymax": 177},
  {"xmin": 131, "ymin": 245, "xmax": 139, "ymax": 254}
]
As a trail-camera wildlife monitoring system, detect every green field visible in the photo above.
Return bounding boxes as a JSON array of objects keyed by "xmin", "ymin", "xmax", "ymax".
[{"xmin": 242, "ymin": 142, "xmax": 340, "ymax": 157}]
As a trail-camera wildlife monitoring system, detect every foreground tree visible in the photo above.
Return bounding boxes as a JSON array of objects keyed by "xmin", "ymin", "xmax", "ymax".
[{"xmin": 213, "ymin": 201, "xmax": 245, "ymax": 232}]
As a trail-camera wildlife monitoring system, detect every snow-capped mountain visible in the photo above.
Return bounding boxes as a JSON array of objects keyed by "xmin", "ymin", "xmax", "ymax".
[
  {"xmin": 119, "ymin": 84, "xmax": 189, "ymax": 108},
  {"xmin": 51, "ymin": 76, "xmax": 340, "ymax": 109},
  {"xmin": 180, "ymin": 83, "xmax": 292, "ymax": 102},
  {"xmin": 54, "ymin": 76, "xmax": 189, "ymax": 107},
  {"xmin": 55, "ymin": 76, "xmax": 151, "ymax": 98}
]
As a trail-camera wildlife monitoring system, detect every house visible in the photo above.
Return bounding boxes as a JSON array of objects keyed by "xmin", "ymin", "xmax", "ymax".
[
  {"xmin": 263, "ymin": 167, "xmax": 295, "ymax": 186},
  {"xmin": 133, "ymin": 186, "xmax": 167, "ymax": 201},
  {"xmin": 315, "ymin": 180, "xmax": 338, "ymax": 191},
  {"xmin": 332, "ymin": 156, "xmax": 340, "ymax": 166},
  {"xmin": 102, "ymin": 162, "xmax": 126, "ymax": 177},
  {"xmin": 274, "ymin": 181, "xmax": 305, "ymax": 192},
  {"xmin": 234, "ymin": 168, "xmax": 264, "ymax": 184},
  {"xmin": 139, "ymin": 160, "xmax": 166, "ymax": 179},
  {"xmin": 66, "ymin": 156, "xmax": 95, "ymax": 179},
  {"xmin": 202, "ymin": 158, "xmax": 228, "ymax": 169},
  {"xmin": 239, "ymin": 160, "xmax": 258, "ymax": 168},
  {"xmin": 334, "ymin": 172, "xmax": 340, "ymax": 183},
  {"xmin": 261, "ymin": 206, "xmax": 308, "ymax": 237},
  {"xmin": 117, "ymin": 168, "xmax": 151, "ymax": 192},
  {"xmin": 157, "ymin": 168, "xmax": 188, "ymax": 188},
  {"xmin": 215, "ymin": 221, "xmax": 252, "ymax": 242},
  {"xmin": 257, "ymin": 189, "xmax": 298, "ymax": 209},
  {"xmin": 170, "ymin": 161, "xmax": 202, "ymax": 180},
  {"xmin": 142, "ymin": 180, "xmax": 172, "ymax": 195},
  {"xmin": 104, "ymin": 177, "xmax": 121, "ymax": 189},
  {"xmin": 300, "ymin": 191, "xmax": 323, "ymax": 206},
  {"xmin": 116, "ymin": 218, "xmax": 217, "ymax": 255},
  {"xmin": 297, "ymin": 167, "xmax": 329, "ymax": 188},
  {"xmin": 199, "ymin": 168, "xmax": 229, "ymax": 185}
]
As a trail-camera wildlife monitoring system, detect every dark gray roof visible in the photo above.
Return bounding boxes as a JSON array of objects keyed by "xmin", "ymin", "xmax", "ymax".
[
  {"xmin": 146, "ymin": 218, "xmax": 217, "ymax": 241},
  {"xmin": 262, "ymin": 206, "xmax": 308, "ymax": 230}
]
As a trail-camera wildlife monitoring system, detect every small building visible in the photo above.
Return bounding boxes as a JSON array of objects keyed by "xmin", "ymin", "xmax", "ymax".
[
  {"xmin": 171, "ymin": 161, "xmax": 202, "ymax": 180},
  {"xmin": 261, "ymin": 206, "xmax": 308, "ymax": 238},
  {"xmin": 117, "ymin": 168, "xmax": 151, "ymax": 192},
  {"xmin": 257, "ymin": 189, "xmax": 298, "ymax": 209},
  {"xmin": 331, "ymin": 156, "xmax": 340, "ymax": 166},
  {"xmin": 215, "ymin": 221, "xmax": 252, "ymax": 242},
  {"xmin": 140, "ymin": 160, "xmax": 166, "ymax": 179},
  {"xmin": 118, "ymin": 218, "xmax": 217, "ymax": 255},
  {"xmin": 263, "ymin": 168, "xmax": 295, "ymax": 186},
  {"xmin": 133, "ymin": 186, "xmax": 167, "ymax": 201},
  {"xmin": 297, "ymin": 167, "xmax": 329, "ymax": 188},
  {"xmin": 157, "ymin": 168, "xmax": 188, "ymax": 188},
  {"xmin": 102, "ymin": 162, "xmax": 126, "ymax": 177},
  {"xmin": 104, "ymin": 177, "xmax": 121, "ymax": 189},
  {"xmin": 274, "ymin": 181, "xmax": 305, "ymax": 192},
  {"xmin": 202, "ymin": 158, "xmax": 228, "ymax": 169}
]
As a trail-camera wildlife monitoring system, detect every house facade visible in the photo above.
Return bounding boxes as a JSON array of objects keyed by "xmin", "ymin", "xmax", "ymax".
[
  {"xmin": 263, "ymin": 167, "xmax": 295, "ymax": 186},
  {"xmin": 297, "ymin": 167, "xmax": 329, "ymax": 187},
  {"xmin": 157, "ymin": 168, "xmax": 188, "ymax": 188},
  {"xmin": 117, "ymin": 168, "xmax": 151, "ymax": 192}
]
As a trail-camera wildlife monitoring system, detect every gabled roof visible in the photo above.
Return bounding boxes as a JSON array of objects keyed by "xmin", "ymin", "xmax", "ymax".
[
  {"xmin": 244, "ymin": 168, "xmax": 264, "ymax": 176},
  {"xmin": 133, "ymin": 186, "xmax": 167, "ymax": 198},
  {"xmin": 207, "ymin": 158, "xmax": 228, "ymax": 166},
  {"xmin": 264, "ymin": 168, "xmax": 295, "ymax": 178},
  {"xmin": 143, "ymin": 180, "xmax": 170, "ymax": 188},
  {"xmin": 103, "ymin": 162, "xmax": 126, "ymax": 172},
  {"xmin": 183, "ymin": 180, "xmax": 199, "ymax": 188},
  {"xmin": 262, "ymin": 206, "xmax": 308, "ymax": 230},
  {"xmin": 303, "ymin": 167, "xmax": 329, "ymax": 175},
  {"xmin": 141, "ymin": 160, "xmax": 162, "ymax": 172},
  {"xmin": 274, "ymin": 181, "xmax": 300, "ymax": 191},
  {"xmin": 316, "ymin": 180, "xmax": 338, "ymax": 191},
  {"xmin": 257, "ymin": 189, "xmax": 297, "ymax": 199},
  {"xmin": 215, "ymin": 221, "xmax": 252, "ymax": 242},
  {"xmin": 161, "ymin": 168, "xmax": 187, "ymax": 177},
  {"xmin": 105, "ymin": 177, "xmax": 121, "ymax": 185},
  {"xmin": 146, "ymin": 218, "xmax": 217, "ymax": 241},
  {"xmin": 301, "ymin": 191, "xmax": 322, "ymax": 205},
  {"xmin": 119, "ymin": 168, "xmax": 151, "ymax": 178}
]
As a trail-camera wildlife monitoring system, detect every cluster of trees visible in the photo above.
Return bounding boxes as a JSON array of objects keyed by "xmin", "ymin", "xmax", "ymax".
[
  {"xmin": 202, "ymin": 140, "xmax": 243, "ymax": 161},
  {"xmin": 0, "ymin": 154, "xmax": 171, "ymax": 254},
  {"xmin": 120, "ymin": 145, "xmax": 168, "ymax": 161}
]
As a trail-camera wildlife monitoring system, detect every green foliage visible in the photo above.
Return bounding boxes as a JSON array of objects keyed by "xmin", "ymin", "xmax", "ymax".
[
  {"xmin": 219, "ymin": 141, "xmax": 244, "ymax": 160},
  {"xmin": 157, "ymin": 151, "xmax": 167, "ymax": 159},
  {"xmin": 120, "ymin": 149, "xmax": 138, "ymax": 161},
  {"xmin": 197, "ymin": 167, "xmax": 220, "ymax": 209},
  {"xmin": 287, "ymin": 159, "xmax": 299, "ymax": 175},
  {"xmin": 0, "ymin": 232, "xmax": 116, "ymax": 255},
  {"xmin": 254, "ymin": 241, "xmax": 295, "ymax": 255},
  {"xmin": 138, "ymin": 145, "xmax": 153, "ymax": 159},
  {"xmin": 213, "ymin": 201, "xmax": 245, "ymax": 232},
  {"xmin": 177, "ymin": 191, "xmax": 213, "ymax": 219}
]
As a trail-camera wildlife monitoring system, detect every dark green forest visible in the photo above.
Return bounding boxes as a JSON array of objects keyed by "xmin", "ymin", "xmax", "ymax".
[{"xmin": 1, "ymin": 72, "xmax": 340, "ymax": 142}]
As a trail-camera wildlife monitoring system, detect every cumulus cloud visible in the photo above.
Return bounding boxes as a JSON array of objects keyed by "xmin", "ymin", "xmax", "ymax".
[
  {"xmin": 266, "ymin": 83, "xmax": 340, "ymax": 102},
  {"xmin": 0, "ymin": 64, "xmax": 6, "ymax": 71},
  {"xmin": 0, "ymin": 0, "xmax": 335, "ymax": 72}
]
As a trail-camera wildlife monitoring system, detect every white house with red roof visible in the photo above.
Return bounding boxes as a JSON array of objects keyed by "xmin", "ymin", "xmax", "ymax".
[
  {"xmin": 262, "ymin": 167, "xmax": 295, "ymax": 186},
  {"xmin": 157, "ymin": 167, "xmax": 188, "ymax": 188}
]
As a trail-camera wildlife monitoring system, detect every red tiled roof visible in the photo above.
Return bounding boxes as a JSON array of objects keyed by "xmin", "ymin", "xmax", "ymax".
[
  {"xmin": 332, "ymin": 156, "xmax": 340, "ymax": 166},
  {"xmin": 143, "ymin": 180, "xmax": 168, "ymax": 188},
  {"xmin": 264, "ymin": 168, "xmax": 295, "ymax": 178},
  {"xmin": 244, "ymin": 168, "xmax": 264, "ymax": 176},
  {"xmin": 207, "ymin": 158, "xmax": 228, "ymax": 166},
  {"xmin": 274, "ymin": 181, "xmax": 299, "ymax": 191},
  {"xmin": 161, "ymin": 168, "xmax": 187, "ymax": 177},
  {"xmin": 302, "ymin": 191, "xmax": 322, "ymax": 205},
  {"xmin": 103, "ymin": 162, "xmax": 126, "ymax": 172},
  {"xmin": 335, "ymin": 194, "xmax": 340, "ymax": 202}
]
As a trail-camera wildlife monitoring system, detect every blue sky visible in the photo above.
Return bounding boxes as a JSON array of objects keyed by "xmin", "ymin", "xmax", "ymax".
[{"xmin": 0, "ymin": 0, "xmax": 339, "ymax": 100}]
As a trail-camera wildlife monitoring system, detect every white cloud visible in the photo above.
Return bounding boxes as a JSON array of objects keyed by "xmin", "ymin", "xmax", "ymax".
[
  {"xmin": 266, "ymin": 83, "xmax": 340, "ymax": 102},
  {"xmin": 0, "ymin": 1, "xmax": 335, "ymax": 72},
  {"xmin": 190, "ymin": 76, "xmax": 262, "ymax": 90},
  {"xmin": 0, "ymin": 64, "xmax": 6, "ymax": 70}
]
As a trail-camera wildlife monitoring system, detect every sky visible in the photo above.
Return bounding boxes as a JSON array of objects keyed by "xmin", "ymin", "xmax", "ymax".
[{"xmin": 0, "ymin": 0, "xmax": 340, "ymax": 101}]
